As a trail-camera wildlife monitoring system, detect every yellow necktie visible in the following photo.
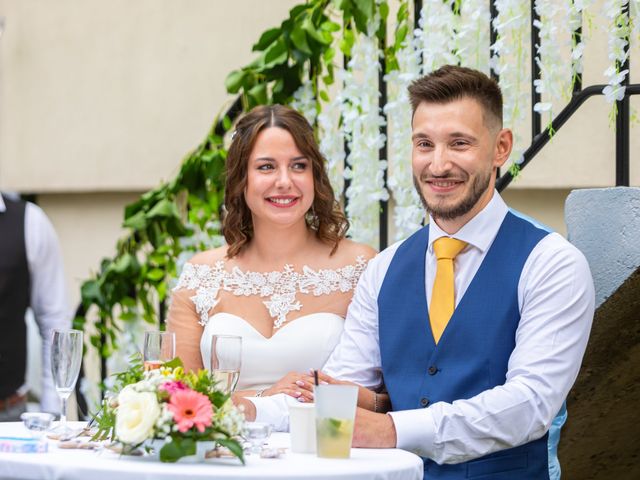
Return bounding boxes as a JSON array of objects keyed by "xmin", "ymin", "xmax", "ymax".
[{"xmin": 430, "ymin": 237, "xmax": 467, "ymax": 344}]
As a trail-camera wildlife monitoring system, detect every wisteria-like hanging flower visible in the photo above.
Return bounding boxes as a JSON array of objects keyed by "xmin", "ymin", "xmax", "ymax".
[
  {"xmin": 533, "ymin": 0, "xmax": 573, "ymax": 127},
  {"xmin": 493, "ymin": 0, "xmax": 531, "ymax": 167},
  {"xmin": 340, "ymin": 14, "xmax": 388, "ymax": 247},
  {"xmin": 602, "ymin": 0, "xmax": 631, "ymax": 117},
  {"xmin": 385, "ymin": 29, "xmax": 422, "ymax": 241}
]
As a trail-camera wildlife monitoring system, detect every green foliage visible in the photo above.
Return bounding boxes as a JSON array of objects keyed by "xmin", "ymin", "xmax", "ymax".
[
  {"xmin": 74, "ymin": 120, "xmax": 229, "ymax": 360},
  {"xmin": 112, "ymin": 353, "xmax": 146, "ymax": 389},
  {"xmin": 159, "ymin": 437, "xmax": 196, "ymax": 463},
  {"xmin": 508, "ymin": 162, "xmax": 522, "ymax": 179},
  {"xmin": 92, "ymin": 399, "xmax": 117, "ymax": 442},
  {"xmin": 78, "ymin": 0, "xmax": 408, "ymax": 392},
  {"xmin": 384, "ymin": 0, "xmax": 411, "ymax": 73},
  {"xmin": 224, "ymin": 0, "xmax": 339, "ymax": 110}
]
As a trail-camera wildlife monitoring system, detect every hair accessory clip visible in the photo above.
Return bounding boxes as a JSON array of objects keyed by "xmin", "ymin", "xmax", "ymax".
[{"xmin": 230, "ymin": 129, "xmax": 238, "ymax": 140}]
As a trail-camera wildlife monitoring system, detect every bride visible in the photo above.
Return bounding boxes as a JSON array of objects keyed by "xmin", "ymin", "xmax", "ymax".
[{"xmin": 167, "ymin": 104, "xmax": 376, "ymax": 405}]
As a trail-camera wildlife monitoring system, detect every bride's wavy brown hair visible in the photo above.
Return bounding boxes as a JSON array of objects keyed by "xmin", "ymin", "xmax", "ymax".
[{"xmin": 223, "ymin": 104, "xmax": 348, "ymax": 258}]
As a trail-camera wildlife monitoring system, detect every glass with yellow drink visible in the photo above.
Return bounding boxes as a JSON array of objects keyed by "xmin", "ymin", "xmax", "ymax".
[{"xmin": 314, "ymin": 384, "xmax": 358, "ymax": 458}]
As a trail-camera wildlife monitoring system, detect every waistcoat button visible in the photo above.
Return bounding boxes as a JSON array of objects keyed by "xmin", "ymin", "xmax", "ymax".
[
  {"xmin": 428, "ymin": 365, "xmax": 438, "ymax": 375},
  {"xmin": 420, "ymin": 397, "xmax": 430, "ymax": 407}
]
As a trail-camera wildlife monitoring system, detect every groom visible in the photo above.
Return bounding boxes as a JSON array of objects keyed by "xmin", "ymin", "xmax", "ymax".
[{"xmin": 242, "ymin": 65, "xmax": 595, "ymax": 479}]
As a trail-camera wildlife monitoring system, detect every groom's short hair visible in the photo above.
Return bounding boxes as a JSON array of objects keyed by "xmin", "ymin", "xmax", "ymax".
[{"xmin": 408, "ymin": 65, "xmax": 503, "ymax": 130}]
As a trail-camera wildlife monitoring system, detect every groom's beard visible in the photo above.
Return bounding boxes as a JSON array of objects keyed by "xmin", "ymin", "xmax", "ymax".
[{"xmin": 412, "ymin": 169, "xmax": 491, "ymax": 221}]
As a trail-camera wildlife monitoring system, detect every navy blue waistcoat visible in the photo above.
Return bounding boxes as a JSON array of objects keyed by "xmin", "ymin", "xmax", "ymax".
[{"xmin": 378, "ymin": 212, "xmax": 550, "ymax": 479}]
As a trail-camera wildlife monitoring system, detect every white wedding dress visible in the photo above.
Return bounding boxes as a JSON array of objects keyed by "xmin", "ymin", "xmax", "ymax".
[
  {"xmin": 200, "ymin": 312, "xmax": 344, "ymax": 390},
  {"xmin": 169, "ymin": 256, "xmax": 368, "ymax": 390}
]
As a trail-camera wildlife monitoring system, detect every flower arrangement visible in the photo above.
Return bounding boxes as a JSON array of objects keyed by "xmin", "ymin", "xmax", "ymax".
[{"xmin": 93, "ymin": 356, "xmax": 245, "ymax": 463}]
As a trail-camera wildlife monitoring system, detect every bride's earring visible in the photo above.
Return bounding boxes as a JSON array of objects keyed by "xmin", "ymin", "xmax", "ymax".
[{"xmin": 306, "ymin": 204, "xmax": 318, "ymax": 228}]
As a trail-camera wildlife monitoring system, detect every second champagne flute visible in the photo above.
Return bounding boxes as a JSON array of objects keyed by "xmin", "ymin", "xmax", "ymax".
[
  {"xmin": 143, "ymin": 331, "xmax": 175, "ymax": 371},
  {"xmin": 210, "ymin": 335, "xmax": 242, "ymax": 393}
]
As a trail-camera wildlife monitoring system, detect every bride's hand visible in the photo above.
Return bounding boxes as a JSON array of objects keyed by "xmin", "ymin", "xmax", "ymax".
[
  {"xmin": 306, "ymin": 370, "xmax": 389, "ymax": 412},
  {"xmin": 262, "ymin": 372, "xmax": 315, "ymax": 402}
]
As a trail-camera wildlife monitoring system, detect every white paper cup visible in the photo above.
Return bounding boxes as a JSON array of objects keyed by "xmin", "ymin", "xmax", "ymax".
[
  {"xmin": 314, "ymin": 384, "xmax": 358, "ymax": 458},
  {"xmin": 288, "ymin": 402, "xmax": 316, "ymax": 453}
]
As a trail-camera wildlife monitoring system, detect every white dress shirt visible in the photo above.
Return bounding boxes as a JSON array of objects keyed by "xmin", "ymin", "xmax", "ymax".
[
  {"xmin": 0, "ymin": 194, "xmax": 70, "ymax": 413},
  {"xmin": 251, "ymin": 191, "xmax": 595, "ymax": 464}
]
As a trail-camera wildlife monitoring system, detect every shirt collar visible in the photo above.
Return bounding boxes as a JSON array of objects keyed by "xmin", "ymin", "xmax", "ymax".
[{"xmin": 427, "ymin": 190, "xmax": 509, "ymax": 254}]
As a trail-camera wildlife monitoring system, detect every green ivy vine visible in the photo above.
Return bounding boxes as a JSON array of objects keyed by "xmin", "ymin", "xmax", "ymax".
[{"xmin": 74, "ymin": 0, "xmax": 411, "ymax": 370}]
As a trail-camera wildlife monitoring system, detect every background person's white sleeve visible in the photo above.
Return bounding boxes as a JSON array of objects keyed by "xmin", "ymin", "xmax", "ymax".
[
  {"xmin": 389, "ymin": 235, "xmax": 595, "ymax": 464},
  {"xmin": 25, "ymin": 203, "xmax": 71, "ymax": 414}
]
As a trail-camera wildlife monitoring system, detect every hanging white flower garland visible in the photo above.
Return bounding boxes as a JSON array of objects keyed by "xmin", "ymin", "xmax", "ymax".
[
  {"xmin": 417, "ymin": 0, "xmax": 460, "ymax": 74},
  {"xmin": 317, "ymin": 92, "xmax": 346, "ymax": 197},
  {"xmin": 385, "ymin": 32, "xmax": 423, "ymax": 241},
  {"xmin": 568, "ymin": 0, "xmax": 593, "ymax": 91},
  {"xmin": 458, "ymin": 0, "xmax": 491, "ymax": 73},
  {"xmin": 340, "ymin": 18, "xmax": 388, "ymax": 248},
  {"xmin": 290, "ymin": 80, "xmax": 318, "ymax": 127},
  {"xmin": 603, "ymin": 0, "xmax": 631, "ymax": 118},
  {"xmin": 285, "ymin": 0, "xmax": 636, "ymax": 247},
  {"xmin": 291, "ymin": 77, "xmax": 347, "ymax": 204},
  {"xmin": 533, "ymin": 0, "xmax": 572, "ymax": 127},
  {"xmin": 492, "ymin": 0, "xmax": 530, "ymax": 169}
]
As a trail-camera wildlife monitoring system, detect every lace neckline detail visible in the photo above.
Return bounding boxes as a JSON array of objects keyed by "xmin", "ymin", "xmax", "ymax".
[{"xmin": 174, "ymin": 256, "xmax": 368, "ymax": 329}]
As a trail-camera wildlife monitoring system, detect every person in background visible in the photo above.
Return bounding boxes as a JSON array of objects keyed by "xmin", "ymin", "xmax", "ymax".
[
  {"xmin": 0, "ymin": 192, "xmax": 70, "ymax": 421},
  {"xmin": 241, "ymin": 66, "xmax": 595, "ymax": 480}
]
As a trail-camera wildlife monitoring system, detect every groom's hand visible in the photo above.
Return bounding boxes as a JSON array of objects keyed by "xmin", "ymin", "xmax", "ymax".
[
  {"xmin": 232, "ymin": 394, "xmax": 256, "ymax": 421},
  {"xmin": 351, "ymin": 407, "xmax": 397, "ymax": 448}
]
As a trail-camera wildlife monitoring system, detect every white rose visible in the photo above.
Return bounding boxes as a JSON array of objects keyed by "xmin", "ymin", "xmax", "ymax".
[{"xmin": 115, "ymin": 386, "xmax": 161, "ymax": 444}]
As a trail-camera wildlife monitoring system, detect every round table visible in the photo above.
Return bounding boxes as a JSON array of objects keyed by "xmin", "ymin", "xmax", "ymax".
[{"xmin": 0, "ymin": 422, "xmax": 424, "ymax": 480}]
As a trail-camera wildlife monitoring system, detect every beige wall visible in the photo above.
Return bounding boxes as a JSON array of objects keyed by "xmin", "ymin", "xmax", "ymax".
[
  {"xmin": 0, "ymin": 0, "xmax": 299, "ymax": 192},
  {"xmin": 501, "ymin": 189, "xmax": 572, "ymax": 237},
  {"xmin": 0, "ymin": 0, "xmax": 300, "ymax": 300}
]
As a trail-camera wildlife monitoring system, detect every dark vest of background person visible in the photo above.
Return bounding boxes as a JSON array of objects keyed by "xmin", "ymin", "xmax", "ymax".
[{"xmin": 0, "ymin": 194, "xmax": 30, "ymax": 408}]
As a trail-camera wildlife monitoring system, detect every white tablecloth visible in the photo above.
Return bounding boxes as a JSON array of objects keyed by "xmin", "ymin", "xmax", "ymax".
[{"xmin": 0, "ymin": 422, "xmax": 423, "ymax": 480}]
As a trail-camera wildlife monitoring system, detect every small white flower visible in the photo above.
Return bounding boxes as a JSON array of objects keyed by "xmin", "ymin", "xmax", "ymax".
[{"xmin": 534, "ymin": 102, "xmax": 552, "ymax": 113}]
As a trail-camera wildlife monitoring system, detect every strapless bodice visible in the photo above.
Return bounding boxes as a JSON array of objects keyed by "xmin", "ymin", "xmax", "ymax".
[{"xmin": 200, "ymin": 312, "xmax": 344, "ymax": 391}]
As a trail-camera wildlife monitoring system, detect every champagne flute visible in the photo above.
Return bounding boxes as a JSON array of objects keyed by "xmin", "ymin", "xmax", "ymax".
[
  {"xmin": 143, "ymin": 331, "xmax": 176, "ymax": 371},
  {"xmin": 210, "ymin": 335, "xmax": 242, "ymax": 393},
  {"xmin": 50, "ymin": 329, "xmax": 83, "ymax": 439}
]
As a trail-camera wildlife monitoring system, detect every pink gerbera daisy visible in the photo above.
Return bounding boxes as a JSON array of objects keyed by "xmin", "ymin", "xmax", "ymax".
[{"xmin": 167, "ymin": 389, "xmax": 213, "ymax": 433}]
